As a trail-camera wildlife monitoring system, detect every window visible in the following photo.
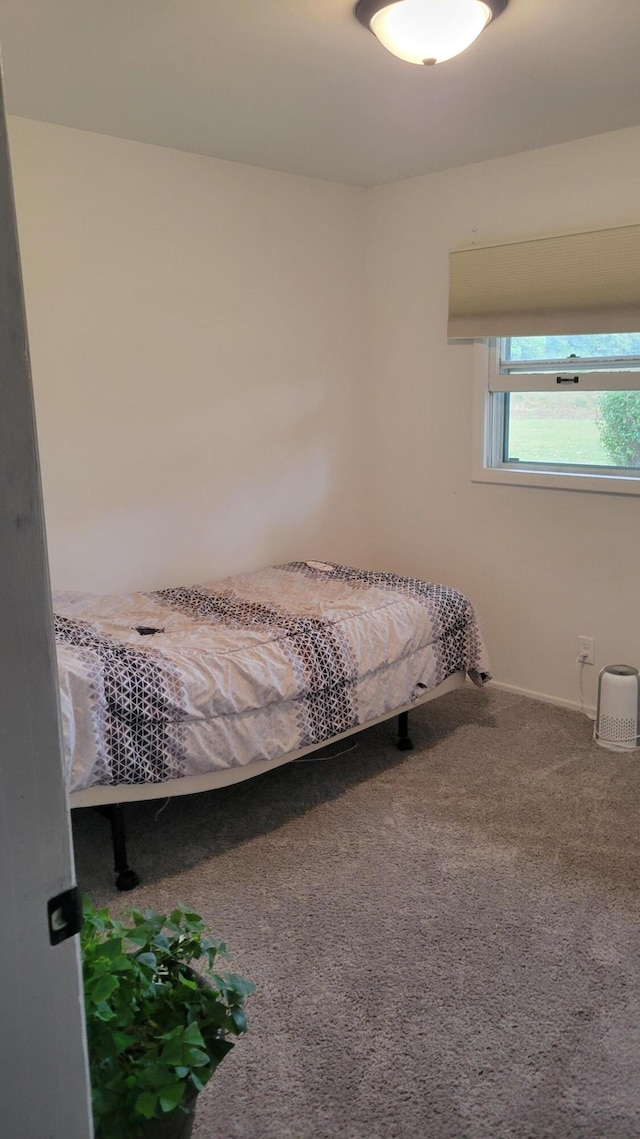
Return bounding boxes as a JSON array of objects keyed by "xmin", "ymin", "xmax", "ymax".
[{"xmin": 474, "ymin": 334, "xmax": 640, "ymax": 495}]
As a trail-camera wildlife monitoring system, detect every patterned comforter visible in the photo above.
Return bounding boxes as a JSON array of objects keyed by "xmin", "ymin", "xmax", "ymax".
[{"xmin": 54, "ymin": 561, "xmax": 491, "ymax": 792}]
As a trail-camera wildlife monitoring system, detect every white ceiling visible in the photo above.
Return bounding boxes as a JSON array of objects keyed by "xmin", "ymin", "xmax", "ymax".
[{"xmin": 1, "ymin": 0, "xmax": 640, "ymax": 187}]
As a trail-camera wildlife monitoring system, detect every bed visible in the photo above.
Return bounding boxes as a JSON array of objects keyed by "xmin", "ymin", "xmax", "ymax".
[{"xmin": 56, "ymin": 560, "xmax": 490, "ymax": 887}]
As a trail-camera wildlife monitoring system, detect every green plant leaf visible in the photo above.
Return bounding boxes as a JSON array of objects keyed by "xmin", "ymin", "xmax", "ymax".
[
  {"xmin": 177, "ymin": 972, "xmax": 197, "ymax": 991},
  {"xmin": 158, "ymin": 1082, "xmax": 186, "ymax": 1114},
  {"xmin": 135, "ymin": 1091, "xmax": 158, "ymax": 1119},
  {"xmin": 136, "ymin": 952, "xmax": 158, "ymax": 971},
  {"xmin": 149, "ymin": 1064, "xmax": 175, "ymax": 1088},
  {"xmin": 231, "ymin": 1007, "xmax": 247, "ymax": 1033},
  {"xmin": 92, "ymin": 1004, "xmax": 116, "ymax": 1022},
  {"xmin": 182, "ymin": 1022, "xmax": 206, "ymax": 1047},
  {"xmin": 98, "ymin": 936, "xmax": 125, "ymax": 961},
  {"xmin": 186, "ymin": 1047, "xmax": 210, "ymax": 1067},
  {"xmin": 91, "ymin": 975, "xmax": 120, "ymax": 1003},
  {"xmin": 113, "ymin": 1032, "xmax": 132, "ymax": 1055},
  {"xmin": 227, "ymin": 974, "xmax": 256, "ymax": 997},
  {"xmin": 160, "ymin": 1037, "xmax": 185, "ymax": 1066}
]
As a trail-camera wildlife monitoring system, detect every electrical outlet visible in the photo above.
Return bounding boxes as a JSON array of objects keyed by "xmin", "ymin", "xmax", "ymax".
[{"xmin": 578, "ymin": 636, "xmax": 594, "ymax": 665}]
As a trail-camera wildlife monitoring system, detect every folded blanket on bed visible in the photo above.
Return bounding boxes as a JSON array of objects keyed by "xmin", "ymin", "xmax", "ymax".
[{"xmin": 54, "ymin": 561, "xmax": 491, "ymax": 792}]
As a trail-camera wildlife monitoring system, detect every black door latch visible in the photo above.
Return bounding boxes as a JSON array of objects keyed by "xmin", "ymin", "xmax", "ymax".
[{"xmin": 48, "ymin": 885, "xmax": 82, "ymax": 946}]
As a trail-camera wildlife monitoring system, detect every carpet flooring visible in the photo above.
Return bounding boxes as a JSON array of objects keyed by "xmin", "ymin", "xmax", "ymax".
[{"xmin": 73, "ymin": 685, "xmax": 640, "ymax": 1139}]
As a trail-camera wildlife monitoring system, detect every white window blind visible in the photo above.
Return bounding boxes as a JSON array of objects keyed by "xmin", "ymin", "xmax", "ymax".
[{"xmin": 448, "ymin": 224, "xmax": 640, "ymax": 339}]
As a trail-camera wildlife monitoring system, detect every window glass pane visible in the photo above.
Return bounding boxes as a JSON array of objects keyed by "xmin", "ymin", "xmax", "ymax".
[
  {"xmin": 505, "ymin": 391, "xmax": 640, "ymax": 468},
  {"xmin": 503, "ymin": 333, "xmax": 640, "ymax": 363}
]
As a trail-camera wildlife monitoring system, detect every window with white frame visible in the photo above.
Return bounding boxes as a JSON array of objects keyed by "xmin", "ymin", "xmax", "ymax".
[
  {"xmin": 448, "ymin": 224, "xmax": 640, "ymax": 494},
  {"xmin": 481, "ymin": 334, "xmax": 640, "ymax": 489}
]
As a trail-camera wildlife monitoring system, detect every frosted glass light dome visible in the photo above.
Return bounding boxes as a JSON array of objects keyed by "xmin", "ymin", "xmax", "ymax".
[{"xmin": 359, "ymin": 0, "xmax": 499, "ymax": 66}]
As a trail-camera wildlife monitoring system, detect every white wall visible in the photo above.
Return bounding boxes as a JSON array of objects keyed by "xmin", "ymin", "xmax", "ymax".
[
  {"xmin": 8, "ymin": 117, "xmax": 370, "ymax": 593},
  {"xmin": 365, "ymin": 126, "xmax": 640, "ymax": 710}
]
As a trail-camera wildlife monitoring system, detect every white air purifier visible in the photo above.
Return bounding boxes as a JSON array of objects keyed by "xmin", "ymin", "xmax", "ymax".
[{"xmin": 594, "ymin": 665, "xmax": 640, "ymax": 751}]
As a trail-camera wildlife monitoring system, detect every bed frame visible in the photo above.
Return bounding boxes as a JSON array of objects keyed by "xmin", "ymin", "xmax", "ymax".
[{"xmin": 69, "ymin": 671, "xmax": 466, "ymax": 889}]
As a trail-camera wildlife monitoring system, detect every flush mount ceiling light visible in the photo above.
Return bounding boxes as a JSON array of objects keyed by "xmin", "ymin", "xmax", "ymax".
[{"xmin": 354, "ymin": 0, "xmax": 509, "ymax": 66}]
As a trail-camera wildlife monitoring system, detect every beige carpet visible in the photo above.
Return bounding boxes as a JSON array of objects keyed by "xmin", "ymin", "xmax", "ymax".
[{"xmin": 73, "ymin": 685, "xmax": 640, "ymax": 1139}]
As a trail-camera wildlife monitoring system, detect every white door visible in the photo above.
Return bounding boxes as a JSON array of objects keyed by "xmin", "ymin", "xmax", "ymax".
[{"xmin": 0, "ymin": 54, "xmax": 93, "ymax": 1138}]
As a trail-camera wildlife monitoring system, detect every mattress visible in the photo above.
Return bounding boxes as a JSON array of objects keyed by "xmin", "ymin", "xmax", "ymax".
[{"xmin": 54, "ymin": 561, "xmax": 491, "ymax": 792}]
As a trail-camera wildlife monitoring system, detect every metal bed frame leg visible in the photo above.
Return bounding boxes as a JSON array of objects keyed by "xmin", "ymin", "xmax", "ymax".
[
  {"xmin": 93, "ymin": 804, "xmax": 140, "ymax": 891},
  {"xmin": 397, "ymin": 711, "xmax": 413, "ymax": 751}
]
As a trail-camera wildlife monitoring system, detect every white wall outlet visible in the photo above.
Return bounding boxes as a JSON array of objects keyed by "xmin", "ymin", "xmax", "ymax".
[{"xmin": 578, "ymin": 636, "xmax": 594, "ymax": 665}]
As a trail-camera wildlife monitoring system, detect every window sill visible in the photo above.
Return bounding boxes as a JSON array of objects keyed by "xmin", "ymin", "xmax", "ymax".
[{"xmin": 472, "ymin": 463, "xmax": 640, "ymax": 496}]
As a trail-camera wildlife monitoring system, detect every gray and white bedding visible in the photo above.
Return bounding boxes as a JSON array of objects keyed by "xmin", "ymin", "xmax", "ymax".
[{"xmin": 54, "ymin": 561, "xmax": 491, "ymax": 792}]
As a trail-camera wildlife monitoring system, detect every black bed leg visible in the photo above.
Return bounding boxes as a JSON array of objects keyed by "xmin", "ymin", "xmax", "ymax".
[
  {"xmin": 94, "ymin": 804, "xmax": 140, "ymax": 891},
  {"xmin": 397, "ymin": 711, "xmax": 414, "ymax": 751}
]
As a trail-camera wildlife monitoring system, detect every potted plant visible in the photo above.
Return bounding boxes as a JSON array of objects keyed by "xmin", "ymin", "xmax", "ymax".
[{"xmin": 81, "ymin": 899, "xmax": 255, "ymax": 1139}]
